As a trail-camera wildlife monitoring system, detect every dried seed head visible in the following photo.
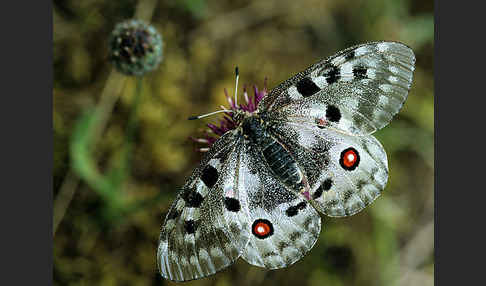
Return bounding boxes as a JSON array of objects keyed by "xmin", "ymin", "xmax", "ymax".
[{"xmin": 109, "ymin": 19, "xmax": 163, "ymax": 76}]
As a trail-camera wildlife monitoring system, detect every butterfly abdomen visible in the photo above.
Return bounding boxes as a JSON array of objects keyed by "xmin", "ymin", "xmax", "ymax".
[
  {"xmin": 242, "ymin": 116, "xmax": 304, "ymax": 190},
  {"xmin": 262, "ymin": 141, "xmax": 302, "ymax": 187}
]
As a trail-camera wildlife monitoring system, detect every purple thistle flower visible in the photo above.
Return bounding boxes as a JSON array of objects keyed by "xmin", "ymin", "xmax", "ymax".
[{"xmin": 191, "ymin": 79, "xmax": 268, "ymax": 152}]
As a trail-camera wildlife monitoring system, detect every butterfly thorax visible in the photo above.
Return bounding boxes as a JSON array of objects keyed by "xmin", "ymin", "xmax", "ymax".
[{"xmin": 240, "ymin": 115, "xmax": 305, "ymax": 192}]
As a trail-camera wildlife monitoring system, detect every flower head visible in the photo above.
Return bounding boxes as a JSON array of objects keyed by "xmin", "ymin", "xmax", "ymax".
[
  {"xmin": 109, "ymin": 19, "xmax": 163, "ymax": 76},
  {"xmin": 192, "ymin": 79, "xmax": 268, "ymax": 152}
]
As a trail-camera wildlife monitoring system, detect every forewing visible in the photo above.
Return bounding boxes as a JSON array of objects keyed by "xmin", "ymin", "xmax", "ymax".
[
  {"xmin": 158, "ymin": 132, "xmax": 251, "ymax": 281},
  {"xmin": 238, "ymin": 141, "xmax": 322, "ymax": 269},
  {"xmin": 259, "ymin": 41, "xmax": 415, "ymax": 135},
  {"xmin": 270, "ymin": 121, "xmax": 388, "ymax": 217}
]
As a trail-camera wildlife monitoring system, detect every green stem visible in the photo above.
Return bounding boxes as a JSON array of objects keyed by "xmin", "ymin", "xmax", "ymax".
[{"xmin": 122, "ymin": 77, "xmax": 143, "ymax": 177}]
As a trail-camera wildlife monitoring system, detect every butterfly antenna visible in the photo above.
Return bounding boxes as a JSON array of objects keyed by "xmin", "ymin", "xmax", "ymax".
[
  {"xmin": 234, "ymin": 66, "xmax": 239, "ymax": 107},
  {"xmin": 188, "ymin": 109, "xmax": 233, "ymax": 120}
]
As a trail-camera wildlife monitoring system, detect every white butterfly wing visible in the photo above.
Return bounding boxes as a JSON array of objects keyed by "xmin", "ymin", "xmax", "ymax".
[
  {"xmin": 270, "ymin": 121, "xmax": 388, "ymax": 217},
  {"xmin": 238, "ymin": 141, "xmax": 322, "ymax": 268},
  {"xmin": 160, "ymin": 41, "xmax": 415, "ymax": 280},
  {"xmin": 158, "ymin": 132, "xmax": 251, "ymax": 281},
  {"xmin": 260, "ymin": 41, "xmax": 415, "ymax": 135}
]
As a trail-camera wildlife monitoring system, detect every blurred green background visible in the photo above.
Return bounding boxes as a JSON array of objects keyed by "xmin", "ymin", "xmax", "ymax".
[{"xmin": 53, "ymin": 0, "xmax": 434, "ymax": 285}]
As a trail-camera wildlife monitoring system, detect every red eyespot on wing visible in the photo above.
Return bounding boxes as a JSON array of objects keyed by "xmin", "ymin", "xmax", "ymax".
[
  {"xmin": 339, "ymin": 147, "xmax": 360, "ymax": 171},
  {"xmin": 252, "ymin": 219, "xmax": 274, "ymax": 239}
]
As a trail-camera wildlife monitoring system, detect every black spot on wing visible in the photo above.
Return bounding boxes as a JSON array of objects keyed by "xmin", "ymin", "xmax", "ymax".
[
  {"xmin": 184, "ymin": 220, "xmax": 196, "ymax": 234},
  {"xmin": 182, "ymin": 188, "xmax": 204, "ymax": 208},
  {"xmin": 312, "ymin": 188, "xmax": 323, "ymax": 200},
  {"xmin": 324, "ymin": 65, "xmax": 340, "ymax": 84},
  {"xmin": 285, "ymin": 207, "xmax": 298, "ymax": 217},
  {"xmin": 167, "ymin": 208, "xmax": 180, "ymax": 220},
  {"xmin": 322, "ymin": 178, "xmax": 333, "ymax": 190},
  {"xmin": 313, "ymin": 179, "xmax": 333, "ymax": 199},
  {"xmin": 201, "ymin": 165, "xmax": 218, "ymax": 188},
  {"xmin": 326, "ymin": 105, "xmax": 341, "ymax": 122},
  {"xmin": 285, "ymin": 202, "xmax": 307, "ymax": 217},
  {"xmin": 296, "ymin": 77, "xmax": 321, "ymax": 97},
  {"xmin": 345, "ymin": 50, "xmax": 355, "ymax": 60},
  {"xmin": 352, "ymin": 66, "xmax": 368, "ymax": 80},
  {"xmin": 224, "ymin": 197, "xmax": 241, "ymax": 212}
]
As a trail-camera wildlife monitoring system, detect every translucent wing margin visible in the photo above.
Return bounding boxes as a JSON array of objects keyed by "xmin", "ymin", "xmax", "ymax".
[
  {"xmin": 259, "ymin": 41, "xmax": 415, "ymax": 135},
  {"xmin": 158, "ymin": 132, "xmax": 251, "ymax": 281}
]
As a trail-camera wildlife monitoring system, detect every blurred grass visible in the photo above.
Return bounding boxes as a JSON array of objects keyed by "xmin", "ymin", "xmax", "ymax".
[{"xmin": 53, "ymin": 0, "xmax": 434, "ymax": 285}]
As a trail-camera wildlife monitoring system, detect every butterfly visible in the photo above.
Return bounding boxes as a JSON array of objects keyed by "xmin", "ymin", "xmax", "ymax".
[{"xmin": 157, "ymin": 41, "xmax": 415, "ymax": 281}]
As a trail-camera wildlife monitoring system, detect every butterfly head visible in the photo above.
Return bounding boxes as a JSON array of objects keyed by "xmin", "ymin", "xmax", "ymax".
[
  {"xmin": 232, "ymin": 109, "xmax": 255, "ymax": 125},
  {"xmin": 240, "ymin": 114, "xmax": 264, "ymax": 142},
  {"xmin": 191, "ymin": 79, "xmax": 268, "ymax": 152}
]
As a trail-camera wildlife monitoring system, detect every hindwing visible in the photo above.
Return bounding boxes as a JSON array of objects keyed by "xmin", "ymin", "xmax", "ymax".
[
  {"xmin": 238, "ymin": 141, "xmax": 322, "ymax": 268},
  {"xmin": 269, "ymin": 120, "xmax": 388, "ymax": 217}
]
